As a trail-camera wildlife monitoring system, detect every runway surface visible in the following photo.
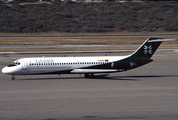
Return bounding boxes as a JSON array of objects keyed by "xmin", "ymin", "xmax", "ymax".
[{"xmin": 0, "ymin": 51, "xmax": 178, "ymax": 120}]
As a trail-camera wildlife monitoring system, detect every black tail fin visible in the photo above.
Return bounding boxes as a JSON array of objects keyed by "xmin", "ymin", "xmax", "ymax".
[{"xmin": 130, "ymin": 38, "xmax": 174, "ymax": 59}]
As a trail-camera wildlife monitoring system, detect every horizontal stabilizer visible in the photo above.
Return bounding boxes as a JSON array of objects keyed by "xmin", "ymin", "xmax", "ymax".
[{"xmin": 148, "ymin": 39, "xmax": 175, "ymax": 42}]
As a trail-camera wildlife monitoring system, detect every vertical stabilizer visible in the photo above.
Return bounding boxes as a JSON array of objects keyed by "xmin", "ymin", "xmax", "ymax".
[{"xmin": 130, "ymin": 38, "xmax": 174, "ymax": 59}]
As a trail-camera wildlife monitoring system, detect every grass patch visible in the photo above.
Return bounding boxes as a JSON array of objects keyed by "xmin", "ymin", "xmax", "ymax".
[
  {"xmin": 1, "ymin": 31, "xmax": 178, "ymax": 37},
  {"xmin": 0, "ymin": 32, "xmax": 177, "ymax": 51},
  {"xmin": 0, "ymin": 46, "xmax": 177, "ymax": 52},
  {"xmin": 0, "ymin": 37, "xmax": 177, "ymax": 45}
]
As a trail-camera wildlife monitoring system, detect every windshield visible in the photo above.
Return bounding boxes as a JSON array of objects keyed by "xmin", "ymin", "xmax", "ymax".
[{"xmin": 8, "ymin": 61, "xmax": 20, "ymax": 67}]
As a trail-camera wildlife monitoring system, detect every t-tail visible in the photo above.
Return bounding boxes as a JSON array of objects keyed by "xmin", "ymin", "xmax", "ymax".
[
  {"xmin": 130, "ymin": 38, "xmax": 174, "ymax": 59},
  {"xmin": 118, "ymin": 38, "xmax": 175, "ymax": 71}
]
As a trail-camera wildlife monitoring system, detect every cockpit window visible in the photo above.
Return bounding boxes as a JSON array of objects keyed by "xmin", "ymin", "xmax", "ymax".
[{"xmin": 8, "ymin": 62, "xmax": 21, "ymax": 67}]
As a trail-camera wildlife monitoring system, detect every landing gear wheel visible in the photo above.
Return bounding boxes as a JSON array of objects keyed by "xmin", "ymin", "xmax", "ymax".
[
  {"xmin": 12, "ymin": 77, "xmax": 15, "ymax": 80},
  {"xmin": 11, "ymin": 75, "xmax": 15, "ymax": 80},
  {"xmin": 85, "ymin": 73, "xmax": 89, "ymax": 78},
  {"xmin": 84, "ymin": 73, "xmax": 95, "ymax": 78},
  {"xmin": 90, "ymin": 73, "xmax": 95, "ymax": 78}
]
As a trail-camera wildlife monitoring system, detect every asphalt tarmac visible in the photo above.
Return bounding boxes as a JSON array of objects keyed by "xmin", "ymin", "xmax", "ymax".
[{"xmin": 0, "ymin": 51, "xmax": 178, "ymax": 120}]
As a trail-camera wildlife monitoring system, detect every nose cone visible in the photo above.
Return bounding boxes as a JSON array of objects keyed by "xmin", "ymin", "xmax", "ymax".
[
  {"xmin": 2, "ymin": 67, "xmax": 12, "ymax": 75},
  {"xmin": 2, "ymin": 67, "xmax": 8, "ymax": 74}
]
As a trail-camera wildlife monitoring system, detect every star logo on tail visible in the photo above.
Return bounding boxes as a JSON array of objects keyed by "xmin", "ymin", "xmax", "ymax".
[{"xmin": 144, "ymin": 45, "xmax": 152, "ymax": 54}]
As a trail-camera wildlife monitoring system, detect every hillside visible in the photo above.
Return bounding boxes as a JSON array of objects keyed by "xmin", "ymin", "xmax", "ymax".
[{"xmin": 0, "ymin": 1, "xmax": 178, "ymax": 33}]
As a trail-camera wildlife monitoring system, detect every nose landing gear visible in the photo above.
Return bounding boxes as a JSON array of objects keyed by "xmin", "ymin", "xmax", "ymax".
[{"xmin": 11, "ymin": 75, "xmax": 15, "ymax": 80}]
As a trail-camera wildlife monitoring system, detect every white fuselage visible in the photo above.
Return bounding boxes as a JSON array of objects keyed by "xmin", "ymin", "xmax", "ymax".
[{"xmin": 2, "ymin": 56, "xmax": 128, "ymax": 75}]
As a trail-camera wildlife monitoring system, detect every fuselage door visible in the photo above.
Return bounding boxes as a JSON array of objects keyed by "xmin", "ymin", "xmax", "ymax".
[{"xmin": 22, "ymin": 60, "xmax": 27, "ymax": 70}]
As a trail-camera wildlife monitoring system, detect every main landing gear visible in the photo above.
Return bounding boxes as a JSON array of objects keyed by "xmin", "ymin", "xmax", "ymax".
[
  {"xmin": 11, "ymin": 75, "xmax": 15, "ymax": 80},
  {"xmin": 84, "ymin": 73, "xmax": 95, "ymax": 78}
]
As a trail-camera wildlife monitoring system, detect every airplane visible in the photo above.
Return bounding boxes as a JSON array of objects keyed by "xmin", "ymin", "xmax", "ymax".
[{"xmin": 2, "ymin": 38, "xmax": 174, "ymax": 80}]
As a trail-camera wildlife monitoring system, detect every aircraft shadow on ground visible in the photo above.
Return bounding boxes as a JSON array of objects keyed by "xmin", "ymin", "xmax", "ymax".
[
  {"xmin": 91, "ymin": 74, "xmax": 178, "ymax": 81},
  {"xmin": 18, "ymin": 74, "xmax": 178, "ymax": 81}
]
